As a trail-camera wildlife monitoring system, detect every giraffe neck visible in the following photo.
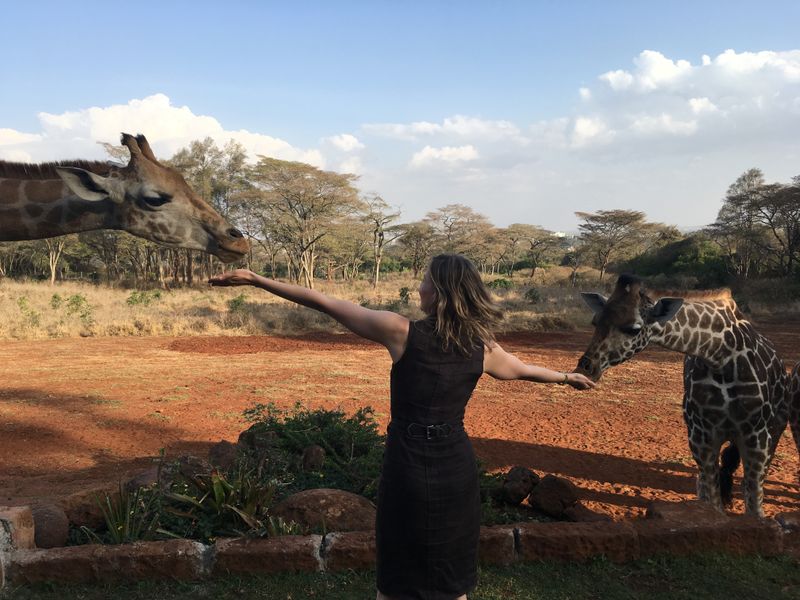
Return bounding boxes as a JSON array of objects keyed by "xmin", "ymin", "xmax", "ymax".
[
  {"xmin": 649, "ymin": 300, "xmax": 744, "ymax": 370},
  {"xmin": 0, "ymin": 177, "xmax": 119, "ymax": 241}
]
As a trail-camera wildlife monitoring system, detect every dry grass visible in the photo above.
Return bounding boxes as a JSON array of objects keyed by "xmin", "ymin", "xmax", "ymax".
[{"xmin": 0, "ymin": 268, "xmax": 600, "ymax": 341}]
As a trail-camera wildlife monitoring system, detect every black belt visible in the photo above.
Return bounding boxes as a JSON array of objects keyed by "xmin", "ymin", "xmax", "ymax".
[{"xmin": 391, "ymin": 420, "xmax": 463, "ymax": 440}]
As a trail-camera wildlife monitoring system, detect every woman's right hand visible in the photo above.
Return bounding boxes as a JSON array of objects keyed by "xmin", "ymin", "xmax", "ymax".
[{"xmin": 208, "ymin": 269, "xmax": 257, "ymax": 287}]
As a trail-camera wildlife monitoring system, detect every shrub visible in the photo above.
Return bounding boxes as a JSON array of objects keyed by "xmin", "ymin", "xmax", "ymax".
[
  {"xmin": 17, "ymin": 297, "xmax": 40, "ymax": 327},
  {"xmin": 127, "ymin": 290, "xmax": 162, "ymax": 307},
  {"xmin": 398, "ymin": 286, "xmax": 411, "ymax": 306},
  {"xmin": 240, "ymin": 403, "xmax": 385, "ymax": 500},
  {"xmin": 65, "ymin": 294, "xmax": 94, "ymax": 326},
  {"xmin": 81, "ymin": 484, "xmax": 162, "ymax": 545},
  {"xmin": 227, "ymin": 293, "xmax": 248, "ymax": 313},
  {"xmin": 50, "ymin": 293, "xmax": 63, "ymax": 310},
  {"xmin": 524, "ymin": 287, "xmax": 542, "ymax": 304},
  {"xmin": 487, "ymin": 278, "xmax": 513, "ymax": 290}
]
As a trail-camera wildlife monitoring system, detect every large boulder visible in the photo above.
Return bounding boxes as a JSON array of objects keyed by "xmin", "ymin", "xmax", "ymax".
[
  {"xmin": 209, "ymin": 441, "xmax": 240, "ymax": 470},
  {"xmin": 272, "ymin": 489, "xmax": 376, "ymax": 533},
  {"xmin": 528, "ymin": 475, "xmax": 579, "ymax": 518},
  {"xmin": 501, "ymin": 466, "xmax": 540, "ymax": 505},
  {"xmin": 31, "ymin": 503, "xmax": 69, "ymax": 548}
]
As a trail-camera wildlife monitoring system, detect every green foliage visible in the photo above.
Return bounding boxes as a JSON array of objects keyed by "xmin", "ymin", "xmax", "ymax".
[
  {"xmin": 49, "ymin": 293, "xmax": 63, "ymax": 310},
  {"xmin": 398, "ymin": 286, "xmax": 411, "ymax": 305},
  {"xmin": 241, "ymin": 402, "xmax": 385, "ymax": 500},
  {"xmin": 227, "ymin": 293, "xmax": 248, "ymax": 313},
  {"xmin": 16, "ymin": 296, "xmax": 40, "ymax": 326},
  {"xmin": 126, "ymin": 290, "xmax": 162, "ymax": 307},
  {"xmin": 81, "ymin": 484, "xmax": 161, "ymax": 545},
  {"xmin": 487, "ymin": 278, "xmax": 513, "ymax": 290},
  {"xmin": 65, "ymin": 294, "xmax": 94, "ymax": 326},
  {"xmin": 622, "ymin": 234, "xmax": 728, "ymax": 288},
  {"xmin": 523, "ymin": 287, "xmax": 541, "ymax": 304},
  {"xmin": 159, "ymin": 462, "xmax": 299, "ymax": 542}
]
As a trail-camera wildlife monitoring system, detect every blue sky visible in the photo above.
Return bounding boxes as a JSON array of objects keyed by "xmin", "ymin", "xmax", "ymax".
[{"xmin": 3, "ymin": 1, "xmax": 800, "ymax": 230}]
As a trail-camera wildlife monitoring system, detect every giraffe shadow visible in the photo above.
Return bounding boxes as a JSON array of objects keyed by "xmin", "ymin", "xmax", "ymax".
[{"xmin": 471, "ymin": 437, "xmax": 800, "ymax": 513}]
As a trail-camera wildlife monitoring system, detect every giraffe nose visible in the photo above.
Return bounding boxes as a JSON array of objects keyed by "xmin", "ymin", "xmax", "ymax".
[
  {"xmin": 228, "ymin": 228, "xmax": 244, "ymax": 238},
  {"xmin": 577, "ymin": 356, "xmax": 592, "ymax": 372}
]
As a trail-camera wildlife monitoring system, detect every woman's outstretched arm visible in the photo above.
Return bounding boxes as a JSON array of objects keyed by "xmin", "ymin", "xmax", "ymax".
[
  {"xmin": 209, "ymin": 269, "xmax": 409, "ymax": 361},
  {"xmin": 483, "ymin": 342, "xmax": 595, "ymax": 390}
]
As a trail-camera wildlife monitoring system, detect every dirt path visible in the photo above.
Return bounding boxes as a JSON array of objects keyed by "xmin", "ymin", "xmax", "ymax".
[{"xmin": 0, "ymin": 325, "xmax": 798, "ymax": 519}]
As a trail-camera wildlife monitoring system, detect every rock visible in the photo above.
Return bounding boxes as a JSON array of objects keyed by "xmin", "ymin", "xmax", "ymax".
[
  {"xmin": 124, "ymin": 466, "xmax": 160, "ymax": 493},
  {"xmin": 0, "ymin": 506, "xmax": 35, "ymax": 551},
  {"xmin": 214, "ymin": 536, "xmax": 322, "ymax": 575},
  {"xmin": 8, "ymin": 540, "xmax": 208, "ymax": 584},
  {"xmin": 517, "ymin": 521, "xmax": 638, "ymax": 563},
  {"xmin": 177, "ymin": 455, "xmax": 214, "ymax": 479},
  {"xmin": 478, "ymin": 526, "xmax": 516, "ymax": 566},
  {"xmin": 302, "ymin": 445, "xmax": 326, "ymax": 471},
  {"xmin": 238, "ymin": 426, "xmax": 277, "ymax": 452},
  {"xmin": 322, "ymin": 531, "xmax": 376, "ymax": 571},
  {"xmin": 272, "ymin": 489, "xmax": 376, "ymax": 533},
  {"xmin": 528, "ymin": 475, "xmax": 579, "ymax": 518},
  {"xmin": 501, "ymin": 466, "xmax": 540, "ymax": 505},
  {"xmin": 31, "ymin": 504, "xmax": 69, "ymax": 548},
  {"xmin": 209, "ymin": 441, "xmax": 240, "ymax": 470},
  {"xmin": 563, "ymin": 502, "xmax": 612, "ymax": 523},
  {"xmin": 58, "ymin": 484, "xmax": 116, "ymax": 529}
]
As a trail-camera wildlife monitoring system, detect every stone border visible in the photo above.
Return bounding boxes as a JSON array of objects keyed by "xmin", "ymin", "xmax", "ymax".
[{"xmin": 1, "ymin": 502, "xmax": 798, "ymax": 587}]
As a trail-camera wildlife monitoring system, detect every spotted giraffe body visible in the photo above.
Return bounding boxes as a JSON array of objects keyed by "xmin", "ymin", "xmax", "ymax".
[
  {"xmin": 790, "ymin": 364, "xmax": 800, "ymax": 470},
  {"xmin": 577, "ymin": 275, "xmax": 790, "ymax": 517},
  {"xmin": 0, "ymin": 134, "xmax": 248, "ymax": 262}
]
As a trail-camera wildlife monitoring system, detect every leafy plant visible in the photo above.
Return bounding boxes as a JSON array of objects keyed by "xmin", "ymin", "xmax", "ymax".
[
  {"xmin": 524, "ymin": 287, "xmax": 541, "ymax": 304},
  {"xmin": 17, "ymin": 297, "xmax": 40, "ymax": 327},
  {"xmin": 487, "ymin": 278, "xmax": 513, "ymax": 290},
  {"xmin": 398, "ymin": 286, "xmax": 411, "ymax": 305},
  {"xmin": 227, "ymin": 293, "xmax": 248, "ymax": 313},
  {"xmin": 50, "ymin": 293, "xmax": 63, "ymax": 310},
  {"xmin": 81, "ymin": 484, "xmax": 163, "ymax": 544},
  {"xmin": 65, "ymin": 294, "xmax": 94, "ymax": 326},
  {"xmin": 159, "ymin": 463, "xmax": 296, "ymax": 542},
  {"xmin": 126, "ymin": 290, "xmax": 162, "ymax": 307},
  {"xmin": 241, "ymin": 403, "xmax": 385, "ymax": 500}
]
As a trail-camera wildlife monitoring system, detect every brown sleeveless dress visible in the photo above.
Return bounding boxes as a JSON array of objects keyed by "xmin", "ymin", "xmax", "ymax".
[{"xmin": 376, "ymin": 318, "xmax": 484, "ymax": 599}]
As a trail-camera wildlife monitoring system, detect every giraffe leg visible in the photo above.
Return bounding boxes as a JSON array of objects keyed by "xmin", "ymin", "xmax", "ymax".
[
  {"xmin": 688, "ymin": 436, "xmax": 724, "ymax": 511},
  {"xmin": 741, "ymin": 446, "xmax": 770, "ymax": 518}
]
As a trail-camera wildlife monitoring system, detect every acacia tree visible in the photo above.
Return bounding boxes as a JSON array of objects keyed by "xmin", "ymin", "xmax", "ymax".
[
  {"xmin": 424, "ymin": 204, "xmax": 492, "ymax": 256},
  {"xmin": 363, "ymin": 194, "xmax": 403, "ymax": 287},
  {"xmin": 248, "ymin": 158, "xmax": 362, "ymax": 288},
  {"xmin": 397, "ymin": 221, "xmax": 437, "ymax": 278},
  {"xmin": 576, "ymin": 209, "xmax": 650, "ymax": 281}
]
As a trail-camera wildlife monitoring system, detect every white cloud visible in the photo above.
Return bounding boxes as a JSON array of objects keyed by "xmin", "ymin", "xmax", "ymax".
[
  {"xmin": 364, "ymin": 115, "xmax": 526, "ymax": 143},
  {"xmin": 0, "ymin": 94, "xmax": 324, "ymax": 167},
  {"xmin": 579, "ymin": 87, "xmax": 592, "ymax": 100},
  {"xmin": 572, "ymin": 117, "xmax": 613, "ymax": 147},
  {"xmin": 339, "ymin": 156, "xmax": 363, "ymax": 174},
  {"xmin": 688, "ymin": 97, "xmax": 718, "ymax": 114},
  {"xmin": 630, "ymin": 114, "xmax": 697, "ymax": 136},
  {"xmin": 326, "ymin": 133, "xmax": 365, "ymax": 152},
  {"xmin": 600, "ymin": 69, "xmax": 634, "ymax": 91},
  {"xmin": 409, "ymin": 145, "xmax": 479, "ymax": 168}
]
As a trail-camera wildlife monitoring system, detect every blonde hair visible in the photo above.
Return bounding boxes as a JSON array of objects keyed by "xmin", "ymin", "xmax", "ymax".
[{"xmin": 427, "ymin": 254, "xmax": 504, "ymax": 355}]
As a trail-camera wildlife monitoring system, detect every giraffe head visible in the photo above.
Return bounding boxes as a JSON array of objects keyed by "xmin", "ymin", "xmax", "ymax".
[
  {"xmin": 54, "ymin": 133, "xmax": 248, "ymax": 263},
  {"xmin": 575, "ymin": 274, "xmax": 684, "ymax": 381}
]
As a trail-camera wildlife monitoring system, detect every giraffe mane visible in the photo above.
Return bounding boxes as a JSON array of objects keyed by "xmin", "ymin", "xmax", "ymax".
[
  {"xmin": 645, "ymin": 287, "xmax": 734, "ymax": 302},
  {"xmin": 0, "ymin": 160, "xmax": 119, "ymax": 180}
]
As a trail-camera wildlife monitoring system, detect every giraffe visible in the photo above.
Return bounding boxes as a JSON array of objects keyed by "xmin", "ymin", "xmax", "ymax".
[
  {"xmin": 0, "ymin": 133, "xmax": 248, "ymax": 262},
  {"xmin": 575, "ymin": 274, "xmax": 791, "ymax": 517}
]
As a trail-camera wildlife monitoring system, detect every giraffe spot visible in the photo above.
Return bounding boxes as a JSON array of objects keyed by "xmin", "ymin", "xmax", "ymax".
[
  {"xmin": 25, "ymin": 204, "xmax": 44, "ymax": 218},
  {"xmin": 687, "ymin": 310, "xmax": 699, "ymax": 328},
  {"xmin": 699, "ymin": 313, "xmax": 711, "ymax": 329},
  {"xmin": 732, "ymin": 327, "xmax": 745, "ymax": 351},
  {"xmin": 736, "ymin": 357, "xmax": 757, "ymax": 383},
  {"xmin": 0, "ymin": 208, "xmax": 26, "ymax": 234},
  {"xmin": 723, "ymin": 330, "xmax": 735, "ymax": 348},
  {"xmin": 0, "ymin": 179, "xmax": 20, "ymax": 203},
  {"xmin": 711, "ymin": 318, "xmax": 724, "ymax": 333},
  {"xmin": 47, "ymin": 205, "xmax": 65, "ymax": 223},
  {"xmin": 25, "ymin": 180, "xmax": 64, "ymax": 203}
]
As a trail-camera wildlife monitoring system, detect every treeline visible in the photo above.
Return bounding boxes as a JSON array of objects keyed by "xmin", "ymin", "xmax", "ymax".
[{"xmin": 0, "ymin": 138, "xmax": 798, "ymax": 289}]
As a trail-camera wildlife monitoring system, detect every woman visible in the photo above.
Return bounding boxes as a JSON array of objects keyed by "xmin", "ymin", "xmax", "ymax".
[{"xmin": 210, "ymin": 254, "xmax": 594, "ymax": 600}]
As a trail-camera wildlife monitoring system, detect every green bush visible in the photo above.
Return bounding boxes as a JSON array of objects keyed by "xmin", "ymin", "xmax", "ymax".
[
  {"xmin": 241, "ymin": 403, "xmax": 385, "ymax": 501},
  {"xmin": 50, "ymin": 293, "xmax": 63, "ymax": 310},
  {"xmin": 65, "ymin": 294, "xmax": 94, "ymax": 326},
  {"xmin": 487, "ymin": 278, "xmax": 513, "ymax": 290},
  {"xmin": 398, "ymin": 286, "xmax": 411, "ymax": 306},
  {"xmin": 227, "ymin": 293, "xmax": 248, "ymax": 313},
  {"xmin": 17, "ymin": 296, "xmax": 40, "ymax": 327},
  {"xmin": 524, "ymin": 287, "xmax": 541, "ymax": 304},
  {"xmin": 126, "ymin": 290, "xmax": 162, "ymax": 307}
]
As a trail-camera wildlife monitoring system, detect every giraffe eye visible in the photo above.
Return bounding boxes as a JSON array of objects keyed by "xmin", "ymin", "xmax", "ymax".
[
  {"xmin": 619, "ymin": 324, "xmax": 642, "ymax": 336},
  {"xmin": 141, "ymin": 193, "xmax": 172, "ymax": 208}
]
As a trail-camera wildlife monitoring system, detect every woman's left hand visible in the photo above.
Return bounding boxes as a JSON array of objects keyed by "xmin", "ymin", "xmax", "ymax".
[
  {"xmin": 209, "ymin": 269, "xmax": 257, "ymax": 287},
  {"xmin": 566, "ymin": 372, "xmax": 596, "ymax": 390}
]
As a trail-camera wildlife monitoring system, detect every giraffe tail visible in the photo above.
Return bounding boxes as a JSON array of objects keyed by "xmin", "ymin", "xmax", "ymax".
[{"xmin": 719, "ymin": 442, "xmax": 740, "ymax": 507}]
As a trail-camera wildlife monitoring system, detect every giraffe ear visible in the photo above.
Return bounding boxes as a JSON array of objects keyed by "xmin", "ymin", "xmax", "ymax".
[
  {"xmin": 580, "ymin": 292, "xmax": 607, "ymax": 315},
  {"xmin": 649, "ymin": 297, "xmax": 684, "ymax": 324},
  {"xmin": 56, "ymin": 167, "xmax": 125, "ymax": 204}
]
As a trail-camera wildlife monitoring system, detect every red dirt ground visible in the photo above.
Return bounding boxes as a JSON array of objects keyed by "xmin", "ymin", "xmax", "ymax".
[{"xmin": 0, "ymin": 324, "xmax": 798, "ymax": 519}]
